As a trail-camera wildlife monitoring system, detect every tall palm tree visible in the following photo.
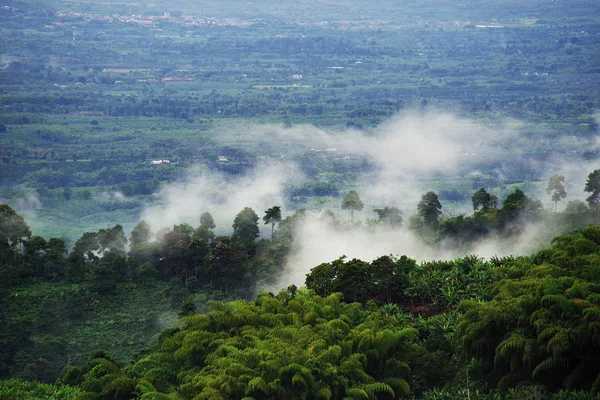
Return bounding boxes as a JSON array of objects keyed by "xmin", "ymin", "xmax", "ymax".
[{"xmin": 263, "ymin": 206, "xmax": 282, "ymax": 239}]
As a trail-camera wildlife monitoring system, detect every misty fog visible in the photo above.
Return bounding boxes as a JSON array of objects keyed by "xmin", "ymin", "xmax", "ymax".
[{"xmin": 137, "ymin": 110, "xmax": 599, "ymax": 287}]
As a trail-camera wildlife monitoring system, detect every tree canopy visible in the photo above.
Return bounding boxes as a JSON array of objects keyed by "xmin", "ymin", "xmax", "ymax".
[
  {"xmin": 471, "ymin": 188, "xmax": 497, "ymax": 211},
  {"xmin": 232, "ymin": 207, "xmax": 260, "ymax": 252},
  {"xmin": 341, "ymin": 190, "xmax": 364, "ymax": 221},
  {"xmin": 585, "ymin": 169, "xmax": 600, "ymax": 208},
  {"xmin": 546, "ymin": 175, "xmax": 567, "ymax": 211},
  {"xmin": 373, "ymin": 206, "xmax": 404, "ymax": 228},
  {"xmin": 263, "ymin": 206, "xmax": 282, "ymax": 238},
  {"xmin": 0, "ymin": 204, "xmax": 31, "ymax": 245},
  {"xmin": 417, "ymin": 191, "xmax": 442, "ymax": 229}
]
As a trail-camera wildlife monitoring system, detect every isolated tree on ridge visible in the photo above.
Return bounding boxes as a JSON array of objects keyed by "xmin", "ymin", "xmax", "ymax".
[
  {"xmin": 341, "ymin": 190, "xmax": 364, "ymax": 221},
  {"xmin": 232, "ymin": 207, "xmax": 260, "ymax": 252},
  {"xmin": 263, "ymin": 206, "xmax": 282, "ymax": 239},
  {"xmin": 585, "ymin": 169, "xmax": 600, "ymax": 208},
  {"xmin": 546, "ymin": 175, "xmax": 567, "ymax": 211},
  {"xmin": 195, "ymin": 212, "xmax": 216, "ymax": 240},
  {"xmin": 417, "ymin": 191, "xmax": 442, "ymax": 229}
]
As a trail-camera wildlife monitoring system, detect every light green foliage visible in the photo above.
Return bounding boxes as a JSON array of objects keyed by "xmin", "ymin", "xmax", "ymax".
[
  {"xmin": 119, "ymin": 289, "xmax": 424, "ymax": 399},
  {"xmin": 0, "ymin": 379, "xmax": 82, "ymax": 399}
]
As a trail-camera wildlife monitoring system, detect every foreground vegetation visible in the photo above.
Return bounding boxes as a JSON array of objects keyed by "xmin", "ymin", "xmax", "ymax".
[
  {"xmin": 63, "ymin": 225, "xmax": 600, "ymax": 399},
  {"xmin": 1, "ymin": 199, "xmax": 600, "ymax": 398},
  {"xmin": 1, "ymin": 0, "xmax": 600, "ymax": 398}
]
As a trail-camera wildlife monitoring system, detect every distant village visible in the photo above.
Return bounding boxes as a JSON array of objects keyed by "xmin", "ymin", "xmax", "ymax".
[{"xmin": 51, "ymin": 10, "xmax": 264, "ymax": 29}]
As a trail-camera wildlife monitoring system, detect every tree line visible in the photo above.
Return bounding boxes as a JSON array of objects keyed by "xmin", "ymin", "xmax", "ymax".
[{"xmin": 336, "ymin": 170, "xmax": 600, "ymax": 248}]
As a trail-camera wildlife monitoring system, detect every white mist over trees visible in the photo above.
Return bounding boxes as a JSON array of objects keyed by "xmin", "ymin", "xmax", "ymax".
[{"xmin": 133, "ymin": 111, "xmax": 600, "ymax": 289}]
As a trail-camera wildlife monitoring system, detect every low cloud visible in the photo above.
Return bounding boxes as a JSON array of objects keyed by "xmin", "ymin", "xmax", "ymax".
[
  {"xmin": 141, "ymin": 162, "xmax": 302, "ymax": 235},
  {"xmin": 136, "ymin": 110, "xmax": 598, "ymax": 288},
  {"xmin": 277, "ymin": 216, "xmax": 551, "ymax": 288}
]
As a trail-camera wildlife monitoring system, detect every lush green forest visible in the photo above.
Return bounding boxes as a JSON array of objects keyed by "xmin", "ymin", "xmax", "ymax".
[
  {"xmin": 1, "ymin": 173, "xmax": 600, "ymax": 398},
  {"xmin": 1, "ymin": 0, "xmax": 600, "ymax": 398}
]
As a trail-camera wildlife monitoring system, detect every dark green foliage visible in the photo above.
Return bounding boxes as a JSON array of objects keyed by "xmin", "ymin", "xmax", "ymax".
[
  {"xmin": 306, "ymin": 253, "xmax": 504, "ymax": 309},
  {"xmin": 472, "ymin": 188, "xmax": 498, "ymax": 212},
  {"xmin": 418, "ymin": 191, "xmax": 443, "ymax": 230},
  {"xmin": 263, "ymin": 206, "xmax": 282, "ymax": 238},
  {"xmin": 0, "ymin": 204, "xmax": 31, "ymax": 244},
  {"xmin": 373, "ymin": 207, "xmax": 404, "ymax": 228},
  {"xmin": 2, "ymin": 200, "xmax": 600, "ymax": 399},
  {"xmin": 497, "ymin": 189, "xmax": 543, "ymax": 236},
  {"xmin": 178, "ymin": 300, "xmax": 197, "ymax": 318},
  {"xmin": 195, "ymin": 212, "xmax": 216, "ymax": 241},
  {"xmin": 455, "ymin": 225, "xmax": 600, "ymax": 392},
  {"xmin": 129, "ymin": 220, "xmax": 152, "ymax": 249},
  {"xmin": 232, "ymin": 207, "xmax": 260, "ymax": 253},
  {"xmin": 205, "ymin": 237, "xmax": 247, "ymax": 288},
  {"xmin": 585, "ymin": 170, "xmax": 600, "ymax": 208}
]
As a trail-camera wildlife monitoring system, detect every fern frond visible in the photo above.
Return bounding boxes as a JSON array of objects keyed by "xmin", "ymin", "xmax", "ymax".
[
  {"xmin": 345, "ymin": 388, "xmax": 369, "ymax": 400},
  {"xmin": 136, "ymin": 379, "xmax": 158, "ymax": 395},
  {"xmin": 495, "ymin": 332, "xmax": 528, "ymax": 366},
  {"xmin": 292, "ymin": 372, "xmax": 308, "ymax": 389},
  {"xmin": 245, "ymin": 377, "xmax": 268, "ymax": 396},
  {"xmin": 497, "ymin": 372, "xmax": 522, "ymax": 390},
  {"xmin": 532, "ymin": 357, "xmax": 569, "ymax": 379},
  {"xmin": 583, "ymin": 306, "xmax": 600, "ymax": 321},
  {"xmin": 546, "ymin": 330, "xmax": 573, "ymax": 356},
  {"xmin": 328, "ymin": 318, "xmax": 351, "ymax": 335},
  {"xmin": 384, "ymin": 377, "xmax": 410, "ymax": 396},
  {"xmin": 383, "ymin": 359, "xmax": 410, "ymax": 377},
  {"xmin": 541, "ymin": 294, "xmax": 576, "ymax": 315},
  {"xmin": 316, "ymin": 387, "xmax": 332, "ymax": 400},
  {"xmin": 537, "ymin": 326, "xmax": 559, "ymax": 342},
  {"xmin": 364, "ymin": 382, "xmax": 394, "ymax": 398}
]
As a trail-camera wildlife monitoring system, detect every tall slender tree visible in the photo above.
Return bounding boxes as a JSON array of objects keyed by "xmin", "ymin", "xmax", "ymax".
[
  {"xmin": 585, "ymin": 169, "xmax": 600, "ymax": 208},
  {"xmin": 263, "ymin": 206, "xmax": 282, "ymax": 239},
  {"xmin": 546, "ymin": 175, "xmax": 567, "ymax": 211}
]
